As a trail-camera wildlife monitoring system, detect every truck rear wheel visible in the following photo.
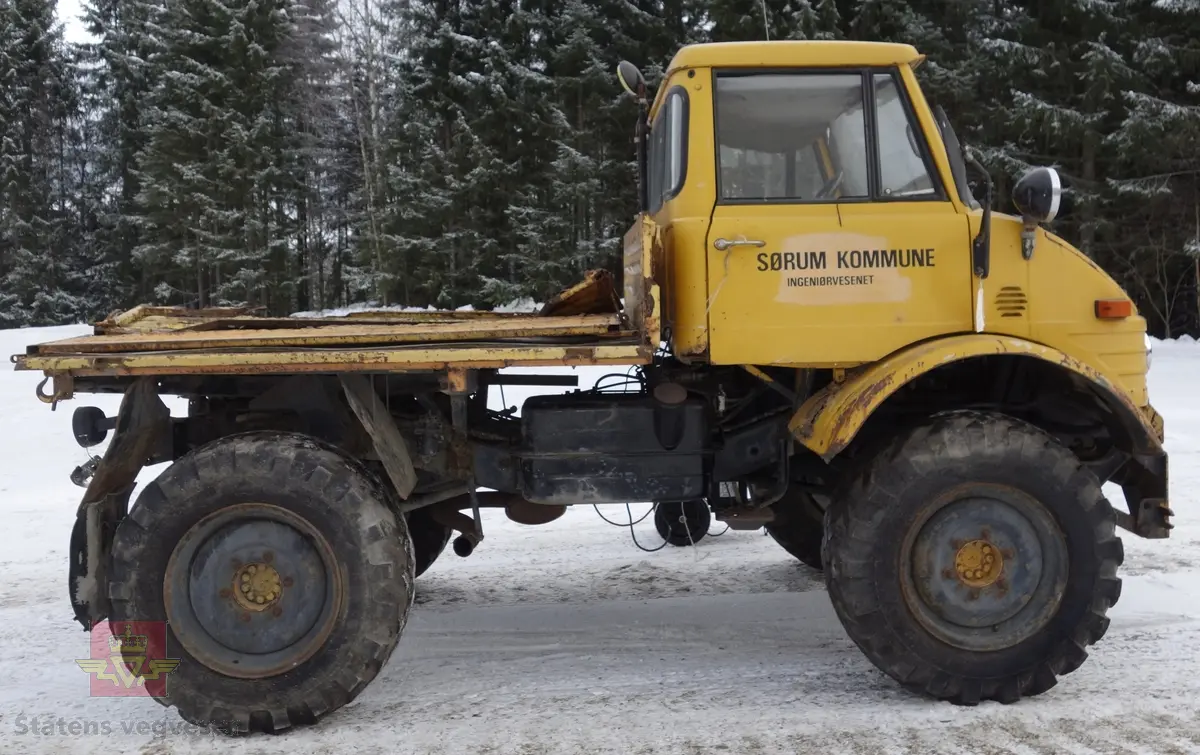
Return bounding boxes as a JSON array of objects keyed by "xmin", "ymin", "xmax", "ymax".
[
  {"xmin": 823, "ymin": 411, "xmax": 1123, "ymax": 705},
  {"xmin": 764, "ymin": 488, "xmax": 825, "ymax": 570},
  {"xmin": 108, "ymin": 432, "xmax": 414, "ymax": 734}
]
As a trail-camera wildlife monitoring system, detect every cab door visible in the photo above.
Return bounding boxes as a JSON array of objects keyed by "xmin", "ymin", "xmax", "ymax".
[{"xmin": 705, "ymin": 69, "xmax": 972, "ymax": 366}]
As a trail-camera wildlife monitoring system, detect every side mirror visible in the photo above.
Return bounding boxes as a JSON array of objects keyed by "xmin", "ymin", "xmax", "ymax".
[
  {"xmin": 617, "ymin": 61, "xmax": 646, "ymax": 100},
  {"xmin": 1012, "ymin": 167, "xmax": 1065, "ymax": 224}
]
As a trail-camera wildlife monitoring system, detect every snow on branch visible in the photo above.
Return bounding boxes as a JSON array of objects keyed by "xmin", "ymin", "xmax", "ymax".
[
  {"xmin": 1153, "ymin": 0, "xmax": 1200, "ymax": 12},
  {"xmin": 1011, "ymin": 91, "xmax": 1094, "ymax": 132}
]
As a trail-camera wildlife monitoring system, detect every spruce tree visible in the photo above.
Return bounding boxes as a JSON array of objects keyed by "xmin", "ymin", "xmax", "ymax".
[
  {"xmin": 0, "ymin": 0, "xmax": 84, "ymax": 325},
  {"xmin": 78, "ymin": 0, "xmax": 159, "ymax": 304},
  {"xmin": 135, "ymin": 0, "xmax": 318, "ymax": 311},
  {"xmin": 381, "ymin": 0, "xmax": 482, "ymax": 308},
  {"xmin": 278, "ymin": 0, "xmax": 342, "ymax": 311},
  {"xmin": 1102, "ymin": 0, "xmax": 1200, "ymax": 335}
]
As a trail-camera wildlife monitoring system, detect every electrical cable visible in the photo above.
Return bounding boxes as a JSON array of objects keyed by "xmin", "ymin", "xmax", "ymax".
[
  {"xmin": 592, "ymin": 502, "xmax": 670, "ymax": 552},
  {"xmin": 593, "ymin": 502, "xmax": 655, "ymax": 527},
  {"xmin": 627, "ymin": 504, "xmax": 671, "ymax": 553}
]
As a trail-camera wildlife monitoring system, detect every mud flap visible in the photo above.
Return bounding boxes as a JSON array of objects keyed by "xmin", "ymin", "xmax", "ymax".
[
  {"xmin": 69, "ymin": 378, "xmax": 171, "ymax": 629},
  {"xmin": 1115, "ymin": 450, "xmax": 1172, "ymax": 539}
]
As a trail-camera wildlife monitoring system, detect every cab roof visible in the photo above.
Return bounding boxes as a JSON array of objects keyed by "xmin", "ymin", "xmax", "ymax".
[
  {"xmin": 649, "ymin": 41, "xmax": 924, "ymax": 117},
  {"xmin": 665, "ymin": 41, "xmax": 924, "ymax": 72}
]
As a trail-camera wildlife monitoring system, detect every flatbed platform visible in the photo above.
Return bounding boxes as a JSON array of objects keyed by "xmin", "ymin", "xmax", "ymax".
[
  {"xmin": 14, "ymin": 306, "xmax": 645, "ymax": 377},
  {"xmin": 11, "ymin": 217, "xmax": 662, "ymax": 397}
]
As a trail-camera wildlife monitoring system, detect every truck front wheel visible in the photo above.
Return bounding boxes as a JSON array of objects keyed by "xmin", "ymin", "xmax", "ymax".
[
  {"xmin": 823, "ymin": 411, "xmax": 1123, "ymax": 705},
  {"xmin": 108, "ymin": 431, "xmax": 414, "ymax": 734}
]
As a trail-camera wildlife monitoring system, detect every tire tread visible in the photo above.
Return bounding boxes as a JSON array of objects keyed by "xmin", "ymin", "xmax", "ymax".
[
  {"xmin": 108, "ymin": 431, "xmax": 413, "ymax": 735},
  {"xmin": 823, "ymin": 411, "xmax": 1123, "ymax": 706}
]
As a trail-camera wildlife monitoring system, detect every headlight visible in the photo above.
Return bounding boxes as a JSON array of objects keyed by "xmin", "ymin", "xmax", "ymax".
[{"xmin": 1145, "ymin": 334, "xmax": 1154, "ymax": 370}]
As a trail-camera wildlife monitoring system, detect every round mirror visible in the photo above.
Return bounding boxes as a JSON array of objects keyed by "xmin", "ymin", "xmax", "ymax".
[
  {"xmin": 1012, "ymin": 166, "xmax": 1063, "ymax": 224},
  {"xmin": 617, "ymin": 61, "xmax": 645, "ymax": 97}
]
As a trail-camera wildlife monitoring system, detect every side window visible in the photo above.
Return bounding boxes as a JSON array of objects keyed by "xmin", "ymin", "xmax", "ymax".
[
  {"xmin": 716, "ymin": 73, "xmax": 869, "ymax": 202},
  {"xmin": 648, "ymin": 88, "xmax": 687, "ymax": 213},
  {"xmin": 873, "ymin": 73, "xmax": 939, "ymax": 199}
]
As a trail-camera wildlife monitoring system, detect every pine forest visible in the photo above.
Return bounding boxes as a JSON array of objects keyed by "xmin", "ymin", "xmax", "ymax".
[{"xmin": 1, "ymin": 0, "xmax": 1199, "ymax": 337}]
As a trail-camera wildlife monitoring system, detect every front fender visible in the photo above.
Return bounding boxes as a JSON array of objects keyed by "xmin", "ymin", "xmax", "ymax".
[{"xmin": 789, "ymin": 334, "xmax": 1162, "ymax": 461}]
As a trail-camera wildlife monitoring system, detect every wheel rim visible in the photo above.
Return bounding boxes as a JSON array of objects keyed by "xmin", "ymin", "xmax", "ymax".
[
  {"xmin": 164, "ymin": 503, "xmax": 343, "ymax": 679},
  {"xmin": 900, "ymin": 484, "xmax": 1068, "ymax": 652}
]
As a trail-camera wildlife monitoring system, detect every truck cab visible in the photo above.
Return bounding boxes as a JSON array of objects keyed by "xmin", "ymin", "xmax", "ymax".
[{"xmin": 640, "ymin": 41, "xmax": 1151, "ymax": 411}]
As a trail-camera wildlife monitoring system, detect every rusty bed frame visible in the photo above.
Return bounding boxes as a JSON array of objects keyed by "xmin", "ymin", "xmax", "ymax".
[{"xmin": 13, "ymin": 219, "xmax": 664, "ymax": 399}]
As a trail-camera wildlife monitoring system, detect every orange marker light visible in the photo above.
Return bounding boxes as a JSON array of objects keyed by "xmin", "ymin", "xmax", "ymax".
[{"xmin": 1094, "ymin": 299, "xmax": 1133, "ymax": 319}]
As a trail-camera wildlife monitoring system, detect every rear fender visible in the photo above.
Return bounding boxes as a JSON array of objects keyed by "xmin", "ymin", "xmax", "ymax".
[{"xmin": 71, "ymin": 378, "xmax": 172, "ymax": 628}]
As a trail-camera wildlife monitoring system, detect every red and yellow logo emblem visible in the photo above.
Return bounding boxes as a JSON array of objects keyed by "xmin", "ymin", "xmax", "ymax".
[{"xmin": 75, "ymin": 622, "xmax": 179, "ymax": 697}]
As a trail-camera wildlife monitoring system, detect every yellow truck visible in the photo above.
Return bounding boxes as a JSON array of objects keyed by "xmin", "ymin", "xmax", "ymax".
[{"xmin": 14, "ymin": 41, "xmax": 1169, "ymax": 733}]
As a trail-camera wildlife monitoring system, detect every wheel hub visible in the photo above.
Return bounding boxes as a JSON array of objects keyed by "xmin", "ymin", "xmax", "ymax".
[
  {"xmin": 954, "ymin": 539, "xmax": 1003, "ymax": 588},
  {"xmin": 232, "ymin": 562, "xmax": 282, "ymax": 611}
]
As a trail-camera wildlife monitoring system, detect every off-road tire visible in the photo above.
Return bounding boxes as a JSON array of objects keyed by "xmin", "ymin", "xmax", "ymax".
[
  {"xmin": 108, "ymin": 432, "xmax": 415, "ymax": 734},
  {"xmin": 406, "ymin": 507, "xmax": 452, "ymax": 577},
  {"xmin": 823, "ymin": 411, "xmax": 1123, "ymax": 705},
  {"xmin": 764, "ymin": 488, "xmax": 825, "ymax": 570}
]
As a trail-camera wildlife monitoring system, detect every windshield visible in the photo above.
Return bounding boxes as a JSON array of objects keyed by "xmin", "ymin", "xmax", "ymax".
[
  {"xmin": 714, "ymin": 71, "xmax": 943, "ymax": 204},
  {"xmin": 715, "ymin": 73, "xmax": 869, "ymax": 201}
]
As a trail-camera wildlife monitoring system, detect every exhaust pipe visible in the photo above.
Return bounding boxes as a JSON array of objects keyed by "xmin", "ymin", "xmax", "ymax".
[{"xmin": 425, "ymin": 492, "xmax": 566, "ymax": 558}]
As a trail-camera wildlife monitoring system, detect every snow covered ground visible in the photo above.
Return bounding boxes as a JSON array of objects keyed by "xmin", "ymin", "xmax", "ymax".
[{"xmin": 1, "ymin": 325, "xmax": 1199, "ymax": 754}]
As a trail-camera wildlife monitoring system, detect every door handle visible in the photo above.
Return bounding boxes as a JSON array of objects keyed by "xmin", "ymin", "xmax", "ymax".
[{"xmin": 713, "ymin": 238, "xmax": 766, "ymax": 251}]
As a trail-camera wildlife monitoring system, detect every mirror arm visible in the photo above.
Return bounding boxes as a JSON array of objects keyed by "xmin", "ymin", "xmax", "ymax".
[
  {"xmin": 635, "ymin": 107, "xmax": 649, "ymax": 213},
  {"xmin": 617, "ymin": 61, "xmax": 650, "ymax": 213},
  {"xmin": 964, "ymin": 150, "xmax": 993, "ymax": 280}
]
